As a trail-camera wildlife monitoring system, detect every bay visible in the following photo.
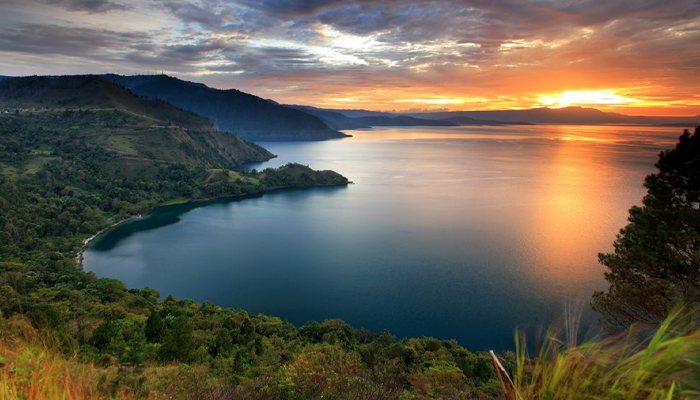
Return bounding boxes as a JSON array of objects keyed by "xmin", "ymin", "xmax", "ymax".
[{"xmin": 84, "ymin": 124, "xmax": 684, "ymax": 350}]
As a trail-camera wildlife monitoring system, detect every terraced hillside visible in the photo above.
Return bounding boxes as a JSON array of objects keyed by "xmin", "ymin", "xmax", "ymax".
[{"xmin": 0, "ymin": 75, "xmax": 273, "ymax": 181}]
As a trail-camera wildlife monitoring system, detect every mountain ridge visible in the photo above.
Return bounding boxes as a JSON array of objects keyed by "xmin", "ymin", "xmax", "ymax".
[
  {"xmin": 291, "ymin": 105, "xmax": 533, "ymax": 129},
  {"xmin": 105, "ymin": 74, "xmax": 349, "ymax": 141},
  {"xmin": 299, "ymin": 105, "xmax": 699, "ymax": 126},
  {"xmin": 403, "ymin": 106, "xmax": 700, "ymax": 125}
]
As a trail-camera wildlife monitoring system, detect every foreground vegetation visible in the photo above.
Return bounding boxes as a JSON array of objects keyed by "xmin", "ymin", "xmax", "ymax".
[{"xmin": 3, "ymin": 308, "xmax": 699, "ymax": 400}]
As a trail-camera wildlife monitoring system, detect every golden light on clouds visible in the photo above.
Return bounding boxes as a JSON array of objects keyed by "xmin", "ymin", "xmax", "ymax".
[
  {"xmin": 536, "ymin": 90, "xmax": 641, "ymax": 108},
  {"xmin": 392, "ymin": 98, "xmax": 467, "ymax": 105},
  {"xmin": 328, "ymin": 98, "xmax": 360, "ymax": 103},
  {"xmin": 312, "ymin": 85, "xmax": 696, "ymax": 115},
  {"xmin": 2, "ymin": 0, "xmax": 698, "ymax": 116}
]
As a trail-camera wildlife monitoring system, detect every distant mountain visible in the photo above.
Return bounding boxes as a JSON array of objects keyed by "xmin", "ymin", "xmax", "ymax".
[
  {"xmin": 297, "ymin": 104, "xmax": 700, "ymax": 127},
  {"xmin": 105, "ymin": 74, "xmax": 348, "ymax": 141},
  {"xmin": 290, "ymin": 105, "xmax": 372, "ymax": 130},
  {"xmin": 407, "ymin": 107, "xmax": 658, "ymax": 125},
  {"xmin": 440, "ymin": 116, "xmax": 534, "ymax": 126},
  {"xmin": 655, "ymin": 114, "xmax": 700, "ymax": 127},
  {"xmin": 0, "ymin": 75, "xmax": 273, "ymax": 167},
  {"xmin": 292, "ymin": 105, "xmax": 460, "ymax": 129},
  {"xmin": 292, "ymin": 105, "xmax": 394, "ymax": 119},
  {"xmin": 0, "ymin": 76, "xmax": 8, "ymax": 82},
  {"xmin": 355, "ymin": 115, "xmax": 457, "ymax": 127},
  {"xmin": 323, "ymin": 109, "xmax": 394, "ymax": 118}
]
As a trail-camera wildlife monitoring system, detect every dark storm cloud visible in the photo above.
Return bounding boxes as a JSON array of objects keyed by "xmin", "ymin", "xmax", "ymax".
[
  {"xmin": 159, "ymin": 0, "xmax": 279, "ymax": 33},
  {"xmin": 0, "ymin": 21, "xmax": 232, "ymax": 73},
  {"xmin": 125, "ymin": 40, "xmax": 234, "ymax": 67},
  {"xmin": 45, "ymin": 0, "xmax": 130, "ymax": 13},
  {"xmin": 160, "ymin": 1, "xmax": 229, "ymax": 30},
  {"xmin": 0, "ymin": 23, "xmax": 149, "ymax": 58},
  {"xmin": 235, "ymin": 0, "xmax": 347, "ymax": 17}
]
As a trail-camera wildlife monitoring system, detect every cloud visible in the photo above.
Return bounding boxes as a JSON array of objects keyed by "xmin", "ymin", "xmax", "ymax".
[
  {"xmin": 46, "ymin": 0, "xmax": 131, "ymax": 13},
  {"xmin": 0, "ymin": 0, "xmax": 699, "ymax": 113},
  {"xmin": 0, "ymin": 23, "xmax": 149, "ymax": 57},
  {"xmin": 235, "ymin": 0, "xmax": 348, "ymax": 17}
]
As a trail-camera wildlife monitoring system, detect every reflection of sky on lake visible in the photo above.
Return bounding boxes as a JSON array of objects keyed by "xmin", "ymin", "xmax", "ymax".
[{"xmin": 85, "ymin": 125, "xmax": 683, "ymax": 350}]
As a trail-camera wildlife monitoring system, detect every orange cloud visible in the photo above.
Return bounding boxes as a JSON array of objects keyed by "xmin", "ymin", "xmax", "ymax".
[{"xmin": 1, "ymin": 0, "xmax": 699, "ymax": 116}]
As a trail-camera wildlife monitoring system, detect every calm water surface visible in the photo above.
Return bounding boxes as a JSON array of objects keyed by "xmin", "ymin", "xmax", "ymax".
[{"xmin": 85, "ymin": 125, "xmax": 684, "ymax": 350}]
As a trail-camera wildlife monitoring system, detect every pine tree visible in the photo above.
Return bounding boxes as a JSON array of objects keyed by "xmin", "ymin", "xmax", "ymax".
[
  {"xmin": 592, "ymin": 127, "xmax": 700, "ymax": 332},
  {"xmin": 158, "ymin": 316, "xmax": 195, "ymax": 361},
  {"xmin": 144, "ymin": 309, "xmax": 165, "ymax": 343}
]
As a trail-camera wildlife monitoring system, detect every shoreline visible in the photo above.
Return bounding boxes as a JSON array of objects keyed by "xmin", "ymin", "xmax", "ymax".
[
  {"xmin": 75, "ymin": 213, "xmax": 143, "ymax": 270},
  {"xmin": 75, "ymin": 181, "xmax": 350, "ymax": 271}
]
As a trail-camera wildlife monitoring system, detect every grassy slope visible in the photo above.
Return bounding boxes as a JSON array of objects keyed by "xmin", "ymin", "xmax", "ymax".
[{"xmin": 503, "ymin": 310, "xmax": 700, "ymax": 399}]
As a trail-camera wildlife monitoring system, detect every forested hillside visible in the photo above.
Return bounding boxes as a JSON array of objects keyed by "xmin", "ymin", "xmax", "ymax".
[
  {"xmin": 0, "ymin": 75, "xmax": 274, "ymax": 169},
  {"xmin": 106, "ymin": 74, "xmax": 350, "ymax": 141}
]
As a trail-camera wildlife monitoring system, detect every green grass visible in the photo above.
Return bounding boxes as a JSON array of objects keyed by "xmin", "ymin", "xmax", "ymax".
[
  {"xmin": 21, "ymin": 156, "xmax": 56, "ymax": 176},
  {"xmin": 28, "ymin": 149, "xmax": 52, "ymax": 156},
  {"xmin": 0, "ymin": 157, "xmax": 57, "ymax": 181},
  {"xmin": 494, "ymin": 308, "xmax": 700, "ymax": 400},
  {"xmin": 0, "ymin": 163, "xmax": 18, "ymax": 181},
  {"xmin": 228, "ymin": 170, "xmax": 242, "ymax": 182},
  {"xmin": 160, "ymin": 198, "xmax": 189, "ymax": 206},
  {"xmin": 104, "ymin": 134, "xmax": 138, "ymax": 155}
]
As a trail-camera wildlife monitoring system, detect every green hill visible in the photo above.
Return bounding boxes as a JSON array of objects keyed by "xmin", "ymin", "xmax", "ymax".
[
  {"xmin": 106, "ymin": 74, "xmax": 350, "ymax": 141},
  {"xmin": 0, "ymin": 75, "xmax": 274, "ymax": 174}
]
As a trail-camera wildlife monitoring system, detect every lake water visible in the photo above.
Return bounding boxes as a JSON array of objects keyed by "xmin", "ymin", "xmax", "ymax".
[{"xmin": 84, "ymin": 124, "xmax": 684, "ymax": 350}]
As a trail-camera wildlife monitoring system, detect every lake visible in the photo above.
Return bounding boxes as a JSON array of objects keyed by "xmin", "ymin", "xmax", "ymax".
[{"xmin": 84, "ymin": 124, "xmax": 684, "ymax": 350}]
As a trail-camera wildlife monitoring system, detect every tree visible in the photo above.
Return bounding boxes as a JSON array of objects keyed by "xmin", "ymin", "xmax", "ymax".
[
  {"xmin": 158, "ymin": 316, "xmax": 195, "ymax": 362},
  {"xmin": 91, "ymin": 320, "xmax": 121, "ymax": 352},
  {"xmin": 592, "ymin": 127, "xmax": 700, "ymax": 332},
  {"xmin": 144, "ymin": 309, "xmax": 165, "ymax": 343},
  {"xmin": 27, "ymin": 303, "xmax": 63, "ymax": 330}
]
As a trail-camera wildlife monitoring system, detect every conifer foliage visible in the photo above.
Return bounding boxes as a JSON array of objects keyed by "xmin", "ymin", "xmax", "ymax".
[{"xmin": 592, "ymin": 127, "xmax": 700, "ymax": 332}]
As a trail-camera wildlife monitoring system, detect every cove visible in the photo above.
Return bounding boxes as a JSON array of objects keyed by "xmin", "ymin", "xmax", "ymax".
[{"xmin": 84, "ymin": 124, "xmax": 683, "ymax": 350}]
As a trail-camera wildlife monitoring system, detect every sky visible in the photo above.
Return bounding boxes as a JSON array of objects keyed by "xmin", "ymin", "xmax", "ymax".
[{"xmin": 1, "ymin": 0, "xmax": 699, "ymax": 115}]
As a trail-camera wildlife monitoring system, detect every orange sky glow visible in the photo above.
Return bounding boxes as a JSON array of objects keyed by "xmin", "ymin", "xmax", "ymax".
[{"xmin": 1, "ymin": 0, "xmax": 698, "ymax": 116}]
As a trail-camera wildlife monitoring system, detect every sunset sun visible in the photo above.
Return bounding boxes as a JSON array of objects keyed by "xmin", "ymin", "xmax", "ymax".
[{"xmin": 536, "ymin": 90, "xmax": 641, "ymax": 108}]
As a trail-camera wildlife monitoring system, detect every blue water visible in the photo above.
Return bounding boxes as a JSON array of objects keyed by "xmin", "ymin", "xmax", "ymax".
[{"xmin": 84, "ymin": 125, "xmax": 684, "ymax": 350}]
